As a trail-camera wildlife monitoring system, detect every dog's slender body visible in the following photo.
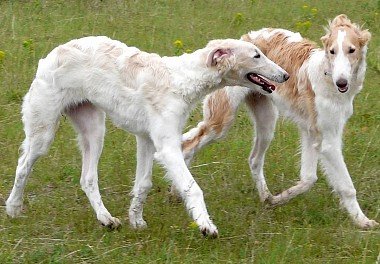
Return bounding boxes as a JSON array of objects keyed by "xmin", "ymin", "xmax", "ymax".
[
  {"xmin": 183, "ymin": 15, "xmax": 378, "ymax": 228},
  {"xmin": 6, "ymin": 36, "xmax": 288, "ymax": 236}
]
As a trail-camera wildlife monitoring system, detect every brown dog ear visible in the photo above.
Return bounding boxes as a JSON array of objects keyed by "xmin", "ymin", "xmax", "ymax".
[
  {"xmin": 359, "ymin": 29, "xmax": 371, "ymax": 47},
  {"xmin": 206, "ymin": 48, "xmax": 232, "ymax": 67},
  {"xmin": 320, "ymin": 34, "xmax": 329, "ymax": 48}
]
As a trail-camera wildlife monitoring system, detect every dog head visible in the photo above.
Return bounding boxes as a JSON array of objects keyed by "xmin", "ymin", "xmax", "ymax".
[
  {"xmin": 205, "ymin": 39, "xmax": 289, "ymax": 94},
  {"xmin": 321, "ymin": 14, "xmax": 371, "ymax": 93}
]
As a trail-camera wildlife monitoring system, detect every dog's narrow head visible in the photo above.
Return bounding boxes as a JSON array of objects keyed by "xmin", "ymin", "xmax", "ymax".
[
  {"xmin": 321, "ymin": 14, "xmax": 371, "ymax": 93},
  {"xmin": 206, "ymin": 39, "xmax": 289, "ymax": 94}
]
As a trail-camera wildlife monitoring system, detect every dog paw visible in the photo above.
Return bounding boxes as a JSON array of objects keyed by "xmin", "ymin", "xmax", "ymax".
[
  {"xmin": 265, "ymin": 192, "xmax": 292, "ymax": 207},
  {"xmin": 6, "ymin": 201, "xmax": 23, "ymax": 218},
  {"xmin": 355, "ymin": 218, "xmax": 379, "ymax": 229},
  {"xmin": 129, "ymin": 216, "xmax": 148, "ymax": 229},
  {"xmin": 255, "ymin": 184, "xmax": 273, "ymax": 204},
  {"xmin": 98, "ymin": 213, "xmax": 121, "ymax": 230},
  {"xmin": 264, "ymin": 194, "xmax": 282, "ymax": 207},
  {"xmin": 199, "ymin": 223, "xmax": 218, "ymax": 238},
  {"xmin": 197, "ymin": 218, "xmax": 218, "ymax": 238},
  {"xmin": 259, "ymin": 192, "xmax": 273, "ymax": 204},
  {"xmin": 128, "ymin": 208, "xmax": 148, "ymax": 229}
]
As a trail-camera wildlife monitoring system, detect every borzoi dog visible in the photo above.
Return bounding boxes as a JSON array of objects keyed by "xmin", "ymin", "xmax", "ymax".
[
  {"xmin": 182, "ymin": 15, "xmax": 378, "ymax": 229},
  {"xmin": 5, "ymin": 36, "xmax": 289, "ymax": 237}
]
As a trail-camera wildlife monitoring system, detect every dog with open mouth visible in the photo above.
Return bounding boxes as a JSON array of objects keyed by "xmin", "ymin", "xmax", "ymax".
[
  {"xmin": 247, "ymin": 73, "xmax": 276, "ymax": 93},
  {"xmin": 5, "ymin": 36, "xmax": 288, "ymax": 237},
  {"xmin": 182, "ymin": 14, "xmax": 378, "ymax": 229}
]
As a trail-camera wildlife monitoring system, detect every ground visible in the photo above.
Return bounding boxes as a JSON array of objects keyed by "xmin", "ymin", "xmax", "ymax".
[{"xmin": 0, "ymin": 0, "xmax": 379, "ymax": 263}]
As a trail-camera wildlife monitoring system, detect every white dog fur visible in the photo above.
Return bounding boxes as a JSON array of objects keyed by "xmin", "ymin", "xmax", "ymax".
[
  {"xmin": 182, "ymin": 15, "xmax": 378, "ymax": 229},
  {"xmin": 5, "ymin": 36, "xmax": 288, "ymax": 237}
]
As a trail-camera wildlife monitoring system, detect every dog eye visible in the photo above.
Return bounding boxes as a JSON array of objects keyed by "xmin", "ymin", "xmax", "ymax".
[
  {"xmin": 253, "ymin": 54, "xmax": 260, "ymax": 59},
  {"xmin": 349, "ymin": 47, "xmax": 355, "ymax": 53},
  {"xmin": 330, "ymin": 49, "xmax": 335, "ymax": 55}
]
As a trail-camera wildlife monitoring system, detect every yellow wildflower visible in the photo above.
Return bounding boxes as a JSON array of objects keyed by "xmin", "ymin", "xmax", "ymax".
[
  {"xmin": 173, "ymin": 39, "xmax": 183, "ymax": 49},
  {"xmin": 303, "ymin": 20, "xmax": 312, "ymax": 29},
  {"xmin": 233, "ymin": 12, "xmax": 244, "ymax": 25},
  {"xmin": 235, "ymin": 13, "xmax": 243, "ymax": 19},
  {"xmin": 189, "ymin": 221, "xmax": 198, "ymax": 229}
]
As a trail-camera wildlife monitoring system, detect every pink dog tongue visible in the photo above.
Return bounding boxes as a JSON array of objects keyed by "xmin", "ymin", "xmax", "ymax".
[
  {"xmin": 247, "ymin": 73, "xmax": 276, "ymax": 92},
  {"xmin": 255, "ymin": 74, "xmax": 276, "ymax": 91}
]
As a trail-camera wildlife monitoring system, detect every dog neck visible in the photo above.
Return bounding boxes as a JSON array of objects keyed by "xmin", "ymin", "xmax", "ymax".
[{"xmin": 163, "ymin": 49, "xmax": 224, "ymax": 105}]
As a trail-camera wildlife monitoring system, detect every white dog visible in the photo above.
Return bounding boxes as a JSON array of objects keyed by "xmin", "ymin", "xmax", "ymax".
[
  {"xmin": 182, "ymin": 15, "xmax": 378, "ymax": 229},
  {"xmin": 5, "ymin": 36, "xmax": 289, "ymax": 237}
]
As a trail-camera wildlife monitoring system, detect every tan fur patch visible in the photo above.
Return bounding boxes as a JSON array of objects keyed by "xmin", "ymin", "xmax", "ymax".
[
  {"xmin": 206, "ymin": 89, "xmax": 235, "ymax": 134},
  {"xmin": 242, "ymin": 32, "xmax": 318, "ymax": 127},
  {"xmin": 182, "ymin": 126, "xmax": 207, "ymax": 153},
  {"xmin": 321, "ymin": 14, "xmax": 371, "ymax": 49},
  {"xmin": 182, "ymin": 89, "xmax": 234, "ymax": 153}
]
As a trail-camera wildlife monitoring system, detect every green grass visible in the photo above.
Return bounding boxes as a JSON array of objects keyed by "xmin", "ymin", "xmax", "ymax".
[{"xmin": 0, "ymin": 0, "xmax": 379, "ymax": 263}]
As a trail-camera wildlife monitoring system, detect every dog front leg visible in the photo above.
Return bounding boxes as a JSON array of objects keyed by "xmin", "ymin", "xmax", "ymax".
[
  {"xmin": 268, "ymin": 129, "xmax": 319, "ymax": 205},
  {"xmin": 246, "ymin": 94, "xmax": 277, "ymax": 203},
  {"xmin": 320, "ymin": 137, "xmax": 378, "ymax": 229},
  {"xmin": 153, "ymin": 136, "xmax": 218, "ymax": 237}
]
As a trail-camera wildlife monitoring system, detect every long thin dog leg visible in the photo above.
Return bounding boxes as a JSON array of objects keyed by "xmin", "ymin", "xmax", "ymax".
[
  {"xmin": 320, "ymin": 137, "xmax": 378, "ymax": 229},
  {"xmin": 153, "ymin": 128, "xmax": 218, "ymax": 237},
  {"xmin": 129, "ymin": 135, "xmax": 155, "ymax": 229},
  {"xmin": 268, "ymin": 129, "xmax": 319, "ymax": 205},
  {"xmin": 175, "ymin": 87, "xmax": 249, "ymax": 201},
  {"xmin": 67, "ymin": 102, "xmax": 121, "ymax": 229},
  {"xmin": 6, "ymin": 124, "xmax": 57, "ymax": 217},
  {"xmin": 245, "ymin": 94, "xmax": 277, "ymax": 202},
  {"xmin": 6, "ymin": 83, "xmax": 60, "ymax": 218}
]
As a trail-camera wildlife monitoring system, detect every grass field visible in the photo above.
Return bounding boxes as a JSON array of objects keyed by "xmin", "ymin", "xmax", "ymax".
[{"xmin": 0, "ymin": 0, "xmax": 379, "ymax": 263}]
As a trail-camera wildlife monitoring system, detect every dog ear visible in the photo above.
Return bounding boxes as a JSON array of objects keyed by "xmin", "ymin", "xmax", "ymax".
[
  {"xmin": 320, "ymin": 34, "xmax": 329, "ymax": 48},
  {"xmin": 206, "ymin": 48, "xmax": 232, "ymax": 67},
  {"xmin": 359, "ymin": 29, "xmax": 371, "ymax": 47}
]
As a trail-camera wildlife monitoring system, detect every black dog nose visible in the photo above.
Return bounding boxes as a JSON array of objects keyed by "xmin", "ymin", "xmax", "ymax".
[
  {"xmin": 336, "ymin": 78, "xmax": 348, "ymax": 88},
  {"xmin": 283, "ymin": 73, "xmax": 290, "ymax": 81}
]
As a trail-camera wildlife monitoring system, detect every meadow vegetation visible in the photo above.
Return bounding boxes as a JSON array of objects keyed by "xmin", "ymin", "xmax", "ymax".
[{"xmin": 0, "ymin": 0, "xmax": 379, "ymax": 263}]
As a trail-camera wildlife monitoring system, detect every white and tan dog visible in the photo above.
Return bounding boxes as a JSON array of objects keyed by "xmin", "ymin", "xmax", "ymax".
[
  {"xmin": 183, "ymin": 15, "xmax": 378, "ymax": 229},
  {"xmin": 5, "ymin": 36, "xmax": 288, "ymax": 237}
]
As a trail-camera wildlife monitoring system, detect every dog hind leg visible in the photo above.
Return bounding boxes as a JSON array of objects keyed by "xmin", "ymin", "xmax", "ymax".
[
  {"xmin": 6, "ymin": 85, "xmax": 61, "ymax": 217},
  {"xmin": 67, "ymin": 102, "xmax": 121, "ymax": 229},
  {"xmin": 128, "ymin": 135, "xmax": 155, "ymax": 229},
  {"xmin": 182, "ymin": 87, "xmax": 249, "ymax": 165}
]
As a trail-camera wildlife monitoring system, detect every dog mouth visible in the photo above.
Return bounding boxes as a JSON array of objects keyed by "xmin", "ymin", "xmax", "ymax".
[
  {"xmin": 337, "ymin": 84, "xmax": 349, "ymax": 93},
  {"xmin": 246, "ymin": 73, "xmax": 276, "ymax": 93},
  {"xmin": 338, "ymin": 86, "xmax": 348, "ymax": 93},
  {"xmin": 336, "ymin": 80, "xmax": 349, "ymax": 93}
]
